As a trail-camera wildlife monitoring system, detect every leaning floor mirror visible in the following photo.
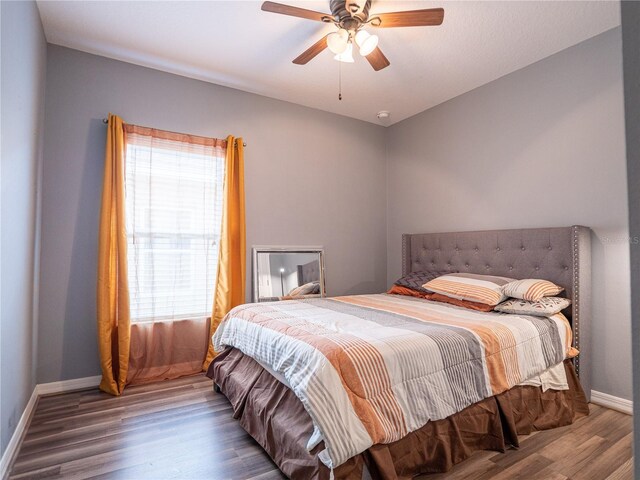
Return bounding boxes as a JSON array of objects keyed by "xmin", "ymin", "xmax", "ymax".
[{"xmin": 252, "ymin": 246, "xmax": 326, "ymax": 302}]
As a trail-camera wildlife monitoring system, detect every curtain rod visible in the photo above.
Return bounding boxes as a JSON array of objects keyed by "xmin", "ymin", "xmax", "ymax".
[{"xmin": 102, "ymin": 118, "xmax": 247, "ymax": 147}]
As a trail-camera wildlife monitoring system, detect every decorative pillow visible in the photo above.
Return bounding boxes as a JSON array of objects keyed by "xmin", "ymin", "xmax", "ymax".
[
  {"xmin": 423, "ymin": 273, "xmax": 514, "ymax": 306},
  {"xmin": 394, "ymin": 270, "xmax": 449, "ymax": 294},
  {"xmin": 494, "ymin": 296, "xmax": 571, "ymax": 316},
  {"xmin": 387, "ymin": 285, "xmax": 432, "ymax": 299},
  {"xmin": 288, "ymin": 282, "xmax": 319, "ymax": 297},
  {"xmin": 501, "ymin": 279, "xmax": 564, "ymax": 302},
  {"xmin": 428, "ymin": 293, "xmax": 495, "ymax": 312}
]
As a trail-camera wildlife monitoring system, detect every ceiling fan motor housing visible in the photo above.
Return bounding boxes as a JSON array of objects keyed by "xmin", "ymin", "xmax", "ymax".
[{"xmin": 330, "ymin": 0, "xmax": 371, "ymax": 29}]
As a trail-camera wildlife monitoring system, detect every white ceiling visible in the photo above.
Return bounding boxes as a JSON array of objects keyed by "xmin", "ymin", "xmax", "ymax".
[{"xmin": 37, "ymin": 1, "xmax": 620, "ymax": 125}]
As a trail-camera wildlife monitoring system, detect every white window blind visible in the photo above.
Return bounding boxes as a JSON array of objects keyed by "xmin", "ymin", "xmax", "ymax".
[{"xmin": 124, "ymin": 126, "xmax": 225, "ymax": 323}]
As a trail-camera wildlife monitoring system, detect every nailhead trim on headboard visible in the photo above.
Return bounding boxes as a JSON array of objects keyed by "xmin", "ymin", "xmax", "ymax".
[
  {"xmin": 572, "ymin": 225, "xmax": 580, "ymax": 376},
  {"xmin": 401, "ymin": 234, "xmax": 408, "ymax": 277}
]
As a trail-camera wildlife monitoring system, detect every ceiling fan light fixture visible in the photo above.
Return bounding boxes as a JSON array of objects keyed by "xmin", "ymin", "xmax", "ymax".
[
  {"xmin": 327, "ymin": 28, "xmax": 349, "ymax": 54},
  {"xmin": 263, "ymin": 1, "xmax": 446, "ymax": 72},
  {"xmin": 355, "ymin": 29, "xmax": 378, "ymax": 56},
  {"xmin": 334, "ymin": 42, "xmax": 355, "ymax": 63}
]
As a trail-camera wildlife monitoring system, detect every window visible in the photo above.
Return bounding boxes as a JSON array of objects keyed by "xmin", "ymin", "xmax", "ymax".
[{"xmin": 124, "ymin": 125, "xmax": 225, "ymax": 322}]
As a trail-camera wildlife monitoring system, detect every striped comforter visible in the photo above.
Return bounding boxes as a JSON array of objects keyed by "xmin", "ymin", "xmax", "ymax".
[{"xmin": 213, "ymin": 294, "xmax": 573, "ymax": 469}]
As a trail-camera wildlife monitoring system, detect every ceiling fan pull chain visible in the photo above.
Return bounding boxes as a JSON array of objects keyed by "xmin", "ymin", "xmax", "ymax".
[{"xmin": 338, "ymin": 60, "xmax": 342, "ymax": 101}]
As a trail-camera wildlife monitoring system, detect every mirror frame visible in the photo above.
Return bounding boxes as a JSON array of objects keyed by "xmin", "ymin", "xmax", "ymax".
[{"xmin": 252, "ymin": 246, "xmax": 326, "ymax": 302}]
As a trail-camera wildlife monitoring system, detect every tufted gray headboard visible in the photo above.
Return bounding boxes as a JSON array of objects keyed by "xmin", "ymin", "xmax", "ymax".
[
  {"xmin": 297, "ymin": 260, "xmax": 320, "ymax": 286},
  {"xmin": 402, "ymin": 226, "xmax": 592, "ymax": 400}
]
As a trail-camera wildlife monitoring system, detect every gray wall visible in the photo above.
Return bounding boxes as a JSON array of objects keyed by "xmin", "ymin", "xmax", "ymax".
[
  {"xmin": 621, "ymin": 0, "xmax": 640, "ymax": 476},
  {"xmin": 386, "ymin": 28, "xmax": 631, "ymax": 400},
  {"xmin": 34, "ymin": 23, "xmax": 633, "ymax": 403},
  {"xmin": 0, "ymin": 1, "xmax": 47, "ymax": 455},
  {"xmin": 38, "ymin": 46, "xmax": 388, "ymax": 383}
]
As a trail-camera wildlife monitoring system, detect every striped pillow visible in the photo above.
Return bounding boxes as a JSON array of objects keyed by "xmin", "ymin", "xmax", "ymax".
[
  {"xmin": 422, "ymin": 273, "xmax": 514, "ymax": 306},
  {"xmin": 501, "ymin": 279, "xmax": 564, "ymax": 302}
]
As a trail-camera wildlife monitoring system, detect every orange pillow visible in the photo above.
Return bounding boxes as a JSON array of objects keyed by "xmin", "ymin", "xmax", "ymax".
[
  {"xmin": 428, "ymin": 292, "xmax": 495, "ymax": 312},
  {"xmin": 387, "ymin": 285, "xmax": 494, "ymax": 312},
  {"xmin": 387, "ymin": 285, "xmax": 433, "ymax": 299}
]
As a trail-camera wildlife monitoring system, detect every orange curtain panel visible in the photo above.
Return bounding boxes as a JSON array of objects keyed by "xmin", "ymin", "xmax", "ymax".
[
  {"xmin": 97, "ymin": 113, "xmax": 131, "ymax": 395},
  {"xmin": 203, "ymin": 136, "xmax": 246, "ymax": 369}
]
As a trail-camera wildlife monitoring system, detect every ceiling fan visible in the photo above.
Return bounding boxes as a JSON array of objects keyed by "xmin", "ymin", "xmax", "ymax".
[{"xmin": 261, "ymin": 0, "xmax": 444, "ymax": 71}]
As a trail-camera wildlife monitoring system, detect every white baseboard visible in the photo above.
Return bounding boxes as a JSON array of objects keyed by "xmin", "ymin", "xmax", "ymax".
[
  {"xmin": 36, "ymin": 375, "xmax": 101, "ymax": 396},
  {"xmin": 0, "ymin": 375, "xmax": 101, "ymax": 479},
  {"xmin": 0, "ymin": 387, "xmax": 39, "ymax": 480},
  {"xmin": 590, "ymin": 390, "xmax": 633, "ymax": 415}
]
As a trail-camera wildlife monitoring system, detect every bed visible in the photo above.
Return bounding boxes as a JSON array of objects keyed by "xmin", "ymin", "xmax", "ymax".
[{"xmin": 208, "ymin": 226, "xmax": 591, "ymax": 479}]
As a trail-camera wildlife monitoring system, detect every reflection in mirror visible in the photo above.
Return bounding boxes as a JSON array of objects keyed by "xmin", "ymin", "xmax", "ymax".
[{"xmin": 252, "ymin": 247, "xmax": 325, "ymax": 302}]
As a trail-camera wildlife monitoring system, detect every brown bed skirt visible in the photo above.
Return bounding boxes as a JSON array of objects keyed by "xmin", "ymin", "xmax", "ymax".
[{"xmin": 208, "ymin": 348, "xmax": 589, "ymax": 480}]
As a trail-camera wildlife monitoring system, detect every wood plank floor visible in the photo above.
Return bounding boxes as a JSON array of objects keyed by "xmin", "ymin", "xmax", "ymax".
[{"xmin": 8, "ymin": 374, "xmax": 633, "ymax": 479}]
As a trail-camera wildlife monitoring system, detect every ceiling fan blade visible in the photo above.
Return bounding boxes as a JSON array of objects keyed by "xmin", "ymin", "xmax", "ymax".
[
  {"xmin": 372, "ymin": 8, "xmax": 444, "ymax": 28},
  {"xmin": 293, "ymin": 35, "xmax": 329, "ymax": 65},
  {"xmin": 365, "ymin": 47, "xmax": 390, "ymax": 71},
  {"xmin": 261, "ymin": 1, "xmax": 330, "ymax": 22}
]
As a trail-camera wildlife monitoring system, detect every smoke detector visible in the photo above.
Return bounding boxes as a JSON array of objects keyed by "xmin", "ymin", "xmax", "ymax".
[{"xmin": 377, "ymin": 111, "xmax": 390, "ymax": 120}]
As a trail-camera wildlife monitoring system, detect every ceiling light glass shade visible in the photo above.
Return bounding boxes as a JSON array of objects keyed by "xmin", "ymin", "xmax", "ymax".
[
  {"xmin": 334, "ymin": 42, "xmax": 355, "ymax": 63},
  {"xmin": 327, "ymin": 28, "xmax": 349, "ymax": 55},
  {"xmin": 355, "ymin": 29, "xmax": 379, "ymax": 57}
]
